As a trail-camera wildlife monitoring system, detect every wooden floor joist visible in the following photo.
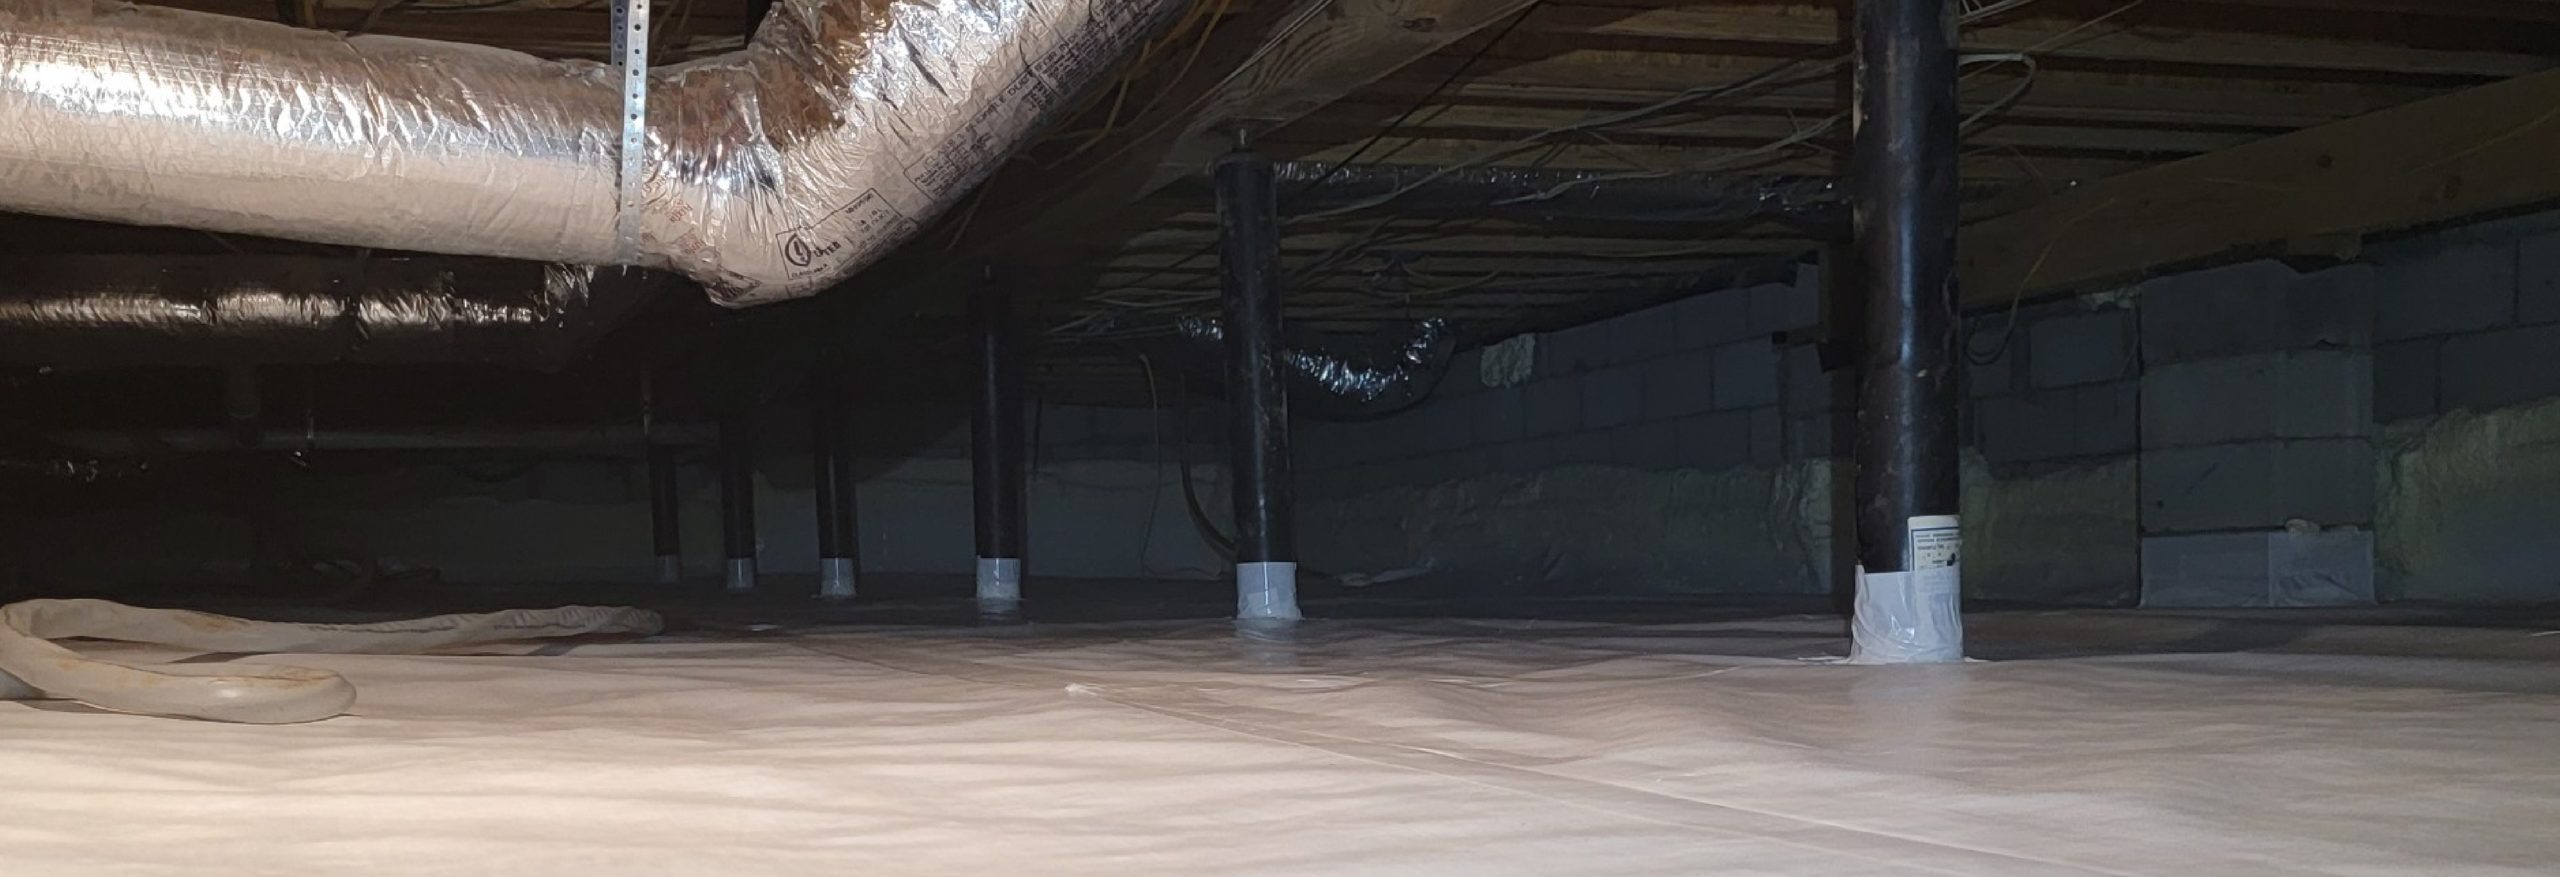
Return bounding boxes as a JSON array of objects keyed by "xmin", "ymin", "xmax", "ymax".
[
  {"xmin": 1959, "ymin": 67, "xmax": 2560, "ymax": 306},
  {"xmin": 1524, "ymin": 4, "xmax": 2552, "ymax": 79}
]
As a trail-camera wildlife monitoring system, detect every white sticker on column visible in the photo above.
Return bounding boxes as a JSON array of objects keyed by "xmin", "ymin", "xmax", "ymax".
[{"xmin": 1909, "ymin": 514, "xmax": 1961, "ymax": 571}]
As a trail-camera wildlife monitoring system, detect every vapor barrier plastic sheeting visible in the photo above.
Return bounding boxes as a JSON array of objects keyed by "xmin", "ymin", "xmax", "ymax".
[{"xmin": 1, "ymin": 613, "xmax": 2554, "ymax": 875}]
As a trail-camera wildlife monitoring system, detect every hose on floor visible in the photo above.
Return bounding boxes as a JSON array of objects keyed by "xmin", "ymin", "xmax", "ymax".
[{"xmin": 0, "ymin": 599, "xmax": 662, "ymax": 723}]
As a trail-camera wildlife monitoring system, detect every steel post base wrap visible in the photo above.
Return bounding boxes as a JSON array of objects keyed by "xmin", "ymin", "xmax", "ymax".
[
  {"xmin": 1236, "ymin": 561, "xmax": 1302, "ymax": 622},
  {"xmin": 1848, "ymin": 515, "xmax": 1965, "ymax": 663},
  {"xmin": 976, "ymin": 557, "xmax": 1022, "ymax": 606},
  {"xmin": 818, "ymin": 557, "xmax": 858, "ymax": 601}
]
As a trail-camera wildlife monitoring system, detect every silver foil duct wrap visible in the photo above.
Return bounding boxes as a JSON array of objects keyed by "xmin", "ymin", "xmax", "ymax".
[
  {"xmin": 0, "ymin": 456, "xmax": 153, "ymax": 484},
  {"xmin": 0, "ymin": 0, "xmax": 1170, "ymax": 306},
  {"xmin": 1175, "ymin": 315, "xmax": 1454, "ymax": 420},
  {"xmin": 0, "ymin": 255, "xmax": 662, "ymax": 367}
]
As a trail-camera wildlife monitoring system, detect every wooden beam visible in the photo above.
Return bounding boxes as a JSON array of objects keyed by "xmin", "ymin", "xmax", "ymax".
[
  {"xmin": 1526, "ymin": 4, "xmax": 2553, "ymax": 79},
  {"xmin": 1959, "ymin": 68, "xmax": 2560, "ymax": 305},
  {"xmin": 1270, "ymin": 136, "xmax": 2150, "ymax": 184},
  {"xmin": 1279, "ymin": 102, "xmax": 2255, "ymax": 157},
  {"xmin": 1385, "ymin": 49, "xmax": 2447, "ymax": 130},
  {"xmin": 2164, "ymin": 0, "xmax": 2560, "ymax": 25}
]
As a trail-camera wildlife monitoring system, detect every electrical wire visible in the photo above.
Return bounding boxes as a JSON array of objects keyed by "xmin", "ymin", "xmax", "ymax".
[
  {"xmin": 1168, "ymin": 369, "xmax": 1236, "ymax": 559},
  {"xmin": 1046, "ymin": 0, "xmax": 1236, "ymax": 163},
  {"xmin": 1288, "ymin": 0, "xmax": 2118, "ymax": 225},
  {"xmin": 1096, "ymin": 1, "xmax": 1548, "ymax": 298},
  {"xmin": 1075, "ymin": 0, "xmax": 2138, "ymax": 335},
  {"xmin": 1274, "ymin": 0, "xmax": 2149, "ymax": 324},
  {"xmin": 1961, "ymin": 0, "xmax": 2156, "ymax": 366},
  {"xmin": 1131, "ymin": 352, "xmax": 1170, "ymax": 576}
]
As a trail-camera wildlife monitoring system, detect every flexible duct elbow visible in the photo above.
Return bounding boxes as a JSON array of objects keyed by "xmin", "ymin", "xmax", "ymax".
[
  {"xmin": 1173, "ymin": 315, "xmax": 1454, "ymax": 420},
  {"xmin": 0, "ymin": 0, "xmax": 1171, "ymax": 307}
]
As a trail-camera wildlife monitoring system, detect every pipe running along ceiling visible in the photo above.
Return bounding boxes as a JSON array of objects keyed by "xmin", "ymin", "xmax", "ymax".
[
  {"xmin": 0, "ymin": 256, "xmax": 670, "ymax": 367},
  {"xmin": 0, "ymin": 0, "xmax": 1177, "ymax": 307}
]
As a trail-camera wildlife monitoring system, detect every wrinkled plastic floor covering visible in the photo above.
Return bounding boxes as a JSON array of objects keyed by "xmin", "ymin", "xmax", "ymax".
[{"xmin": 2, "ymin": 613, "xmax": 2554, "ymax": 875}]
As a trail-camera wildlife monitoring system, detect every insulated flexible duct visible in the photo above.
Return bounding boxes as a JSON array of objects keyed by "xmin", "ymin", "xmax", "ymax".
[
  {"xmin": 1172, "ymin": 315, "xmax": 1453, "ymax": 420},
  {"xmin": 0, "ymin": 599, "xmax": 662, "ymax": 722},
  {"xmin": 0, "ymin": 256, "xmax": 663, "ymax": 367},
  {"xmin": 0, "ymin": 0, "xmax": 1173, "ymax": 306}
]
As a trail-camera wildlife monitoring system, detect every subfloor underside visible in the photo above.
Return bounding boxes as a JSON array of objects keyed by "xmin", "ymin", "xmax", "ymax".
[{"xmin": 2, "ymin": 591, "xmax": 2555, "ymax": 876}]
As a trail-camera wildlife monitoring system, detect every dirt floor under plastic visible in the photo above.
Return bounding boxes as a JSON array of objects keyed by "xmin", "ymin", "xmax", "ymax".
[{"xmin": 1, "ymin": 577, "xmax": 2553, "ymax": 875}]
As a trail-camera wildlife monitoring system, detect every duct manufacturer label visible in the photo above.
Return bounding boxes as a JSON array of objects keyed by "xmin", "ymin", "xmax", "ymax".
[
  {"xmin": 1032, "ymin": 0, "xmax": 1151, "ymax": 83},
  {"xmin": 774, "ymin": 189, "xmax": 918, "ymax": 287},
  {"xmin": 905, "ymin": 75, "xmax": 1062, "ymax": 194}
]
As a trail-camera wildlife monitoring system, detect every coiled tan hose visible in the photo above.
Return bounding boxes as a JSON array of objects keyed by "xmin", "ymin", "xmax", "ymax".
[{"xmin": 0, "ymin": 599, "xmax": 662, "ymax": 723}]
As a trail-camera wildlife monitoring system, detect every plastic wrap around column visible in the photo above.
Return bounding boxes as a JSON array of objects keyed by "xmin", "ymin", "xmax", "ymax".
[
  {"xmin": 1848, "ymin": 515, "xmax": 1964, "ymax": 663},
  {"xmin": 1235, "ymin": 561, "xmax": 1301, "ymax": 622},
  {"xmin": 819, "ymin": 558, "xmax": 858, "ymax": 601},
  {"xmin": 977, "ymin": 557, "xmax": 1022, "ymax": 604},
  {"xmin": 0, "ymin": 0, "xmax": 1175, "ymax": 306}
]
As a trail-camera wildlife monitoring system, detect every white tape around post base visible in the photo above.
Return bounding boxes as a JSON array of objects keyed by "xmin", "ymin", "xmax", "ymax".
[
  {"xmin": 724, "ymin": 558, "xmax": 756, "ymax": 594},
  {"xmin": 1236, "ymin": 561, "xmax": 1302, "ymax": 622},
  {"xmin": 818, "ymin": 558, "xmax": 857, "ymax": 601},
  {"xmin": 1849, "ymin": 514, "xmax": 1964, "ymax": 664},
  {"xmin": 655, "ymin": 555, "xmax": 682, "ymax": 586},
  {"xmin": 976, "ymin": 557, "xmax": 1022, "ymax": 607}
]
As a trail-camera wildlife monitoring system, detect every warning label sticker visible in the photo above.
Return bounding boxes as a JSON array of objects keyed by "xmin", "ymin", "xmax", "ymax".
[{"xmin": 1908, "ymin": 514, "xmax": 1961, "ymax": 571}]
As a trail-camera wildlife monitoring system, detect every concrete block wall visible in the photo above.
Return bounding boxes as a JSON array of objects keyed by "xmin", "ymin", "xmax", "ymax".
[
  {"xmin": 1960, "ymin": 296, "xmax": 2142, "ymax": 605},
  {"xmin": 1965, "ymin": 298, "xmax": 2139, "ymax": 466},
  {"xmin": 896, "ymin": 211, "xmax": 2560, "ymax": 605},
  {"xmin": 1300, "ymin": 264, "xmax": 1826, "ymax": 503},
  {"xmin": 2362, "ymin": 213, "xmax": 2560, "ymax": 602},
  {"xmin": 1295, "ymin": 264, "xmax": 1838, "ymax": 594},
  {"xmin": 2134, "ymin": 261, "xmax": 2378, "ymax": 606},
  {"xmin": 1959, "ymin": 210, "xmax": 2560, "ymax": 606},
  {"xmin": 2369, "ymin": 214, "xmax": 2560, "ymax": 421},
  {"xmin": 1962, "ymin": 260, "xmax": 2382, "ymax": 607},
  {"xmin": 2136, "ymin": 261, "xmax": 2378, "ymax": 535}
]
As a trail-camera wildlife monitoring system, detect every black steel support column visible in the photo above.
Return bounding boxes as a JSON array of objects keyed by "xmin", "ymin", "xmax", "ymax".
[
  {"xmin": 222, "ymin": 365, "xmax": 263, "ymax": 448},
  {"xmin": 719, "ymin": 406, "xmax": 758, "ymax": 593},
  {"xmin": 970, "ymin": 273, "xmax": 1026, "ymax": 609},
  {"xmin": 811, "ymin": 350, "xmax": 859, "ymax": 601},
  {"xmin": 647, "ymin": 443, "xmax": 683, "ymax": 584},
  {"xmin": 1849, "ymin": 0, "xmax": 1962, "ymax": 661},
  {"xmin": 1214, "ymin": 147, "xmax": 1301, "ymax": 622}
]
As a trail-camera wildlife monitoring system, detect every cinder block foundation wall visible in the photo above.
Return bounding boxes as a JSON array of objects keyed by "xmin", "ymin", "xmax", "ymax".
[
  {"xmin": 1295, "ymin": 265, "xmax": 1846, "ymax": 596},
  {"xmin": 1964, "ymin": 261, "xmax": 2378, "ymax": 606},
  {"xmin": 1303, "ymin": 210, "xmax": 2560, "ymax": 606},
  {"xmin": 2366, "ymin": 214, "xmax": 2560, "ymax": 602},
  {"xmin": 1969, "ymin": 212, "xmax": 2560, "ymax": 605}
]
